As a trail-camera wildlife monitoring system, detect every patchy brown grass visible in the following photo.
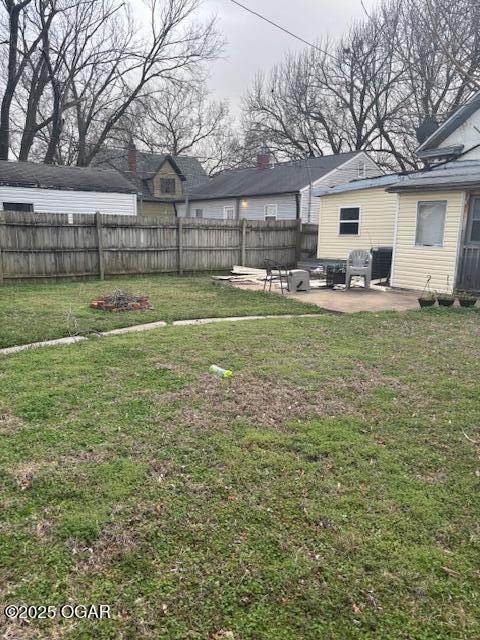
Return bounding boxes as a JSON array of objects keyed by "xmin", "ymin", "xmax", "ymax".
[
  {"xmin": 153, "ymin": 363, "xmax": 406, "ymax": 432},
  {"xmin": 58, "ymin": 449, "xmax": 113, "ymax": 466},
  {"xmin": 10, "ymin": 461, "xmax": 41, "ymax": 491},
  {"xmin": 0, "ymin": 411, "xmax": 24, "ymax": 434},
  {"xmin": 74, "ymin": 516, "xmax": 142, "ymax": 573}
]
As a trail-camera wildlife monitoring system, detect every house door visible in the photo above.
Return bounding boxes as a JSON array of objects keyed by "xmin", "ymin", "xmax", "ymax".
[{"xmin": 457, "ymin": 196, "xmax": 480, "ymax": 291}]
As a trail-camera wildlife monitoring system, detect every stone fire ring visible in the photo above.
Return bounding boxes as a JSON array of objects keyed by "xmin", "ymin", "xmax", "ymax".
[{"xmin": 90, "ymin": 296, "xmax": 153, "ymax": 313}]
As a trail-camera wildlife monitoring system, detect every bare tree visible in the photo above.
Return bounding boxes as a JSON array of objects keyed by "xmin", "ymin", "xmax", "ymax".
[
  {"xmin": 132, "ymin": 82, "xmax": 229, "ymax": 156},
  {"xmin": 1, "ymin": 0, "xmax": 221, "ymax": 164},
  {"xmin": 0, "ymin": 0, "xmax": 56, "ymax": 159},
  {"xmin": 242, "ymin": 0, "xmax": 480, "ymax": 170}
]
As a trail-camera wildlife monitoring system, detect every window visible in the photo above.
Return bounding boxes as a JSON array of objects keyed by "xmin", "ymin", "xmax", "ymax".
[
  {"xmin": 339, "ymin": 207, "xmax": 360, "ymax": 235},
  {"xmin": 357, "ymin": 162, "xmax": 366, "ymax": 179},
  {"xmin": 415, "ymin": 201, "xmax": 447, "ymax": 247},
  {"xmin": 224, "ymin": 205, "xmax": 235, "ymax": 220},
  {"xmin": 3, "ymin": 202, "xmax": 33, "ymax": 212},
  {"xmin": 159, "ymin": 178, "xmax": 176, "ymax": 195},
  {"xmin": 469, "ymin": 197, "xmax": 480, "ymax": 242},
  {"xmin": 194, "ymin": 208, "xmax": 203, "ymax": 219},
  {"xmin": 264, "ymin": 204, "xmax": 277, "ymax": 220}
]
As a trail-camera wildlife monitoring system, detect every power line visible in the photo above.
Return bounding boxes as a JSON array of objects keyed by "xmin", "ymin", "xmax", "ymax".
[{"xmin": 226, "ymin": 0, "xmax": 337, "ymax": 61}]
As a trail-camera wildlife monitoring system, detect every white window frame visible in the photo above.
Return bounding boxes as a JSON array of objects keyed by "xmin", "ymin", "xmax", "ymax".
[
  {"xmin": 338, "ymin": 206, "xmax": 361, "ymax": 236},
  {"xmin": 264, "ymin": 203, "xmax": 278, "ymax": 220},
  {"xmin": 415, "ymin": 200, "xmax": 447, "ymax": 248},
  {"xmin": 223, "ymin": 205, "xmax": 235, "ymax": 220},
  {"xmin": 194, "ymin": 208, "xmax": 203, "ymax": 219}
]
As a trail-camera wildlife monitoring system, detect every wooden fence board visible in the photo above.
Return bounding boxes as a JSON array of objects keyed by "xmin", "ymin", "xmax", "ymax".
[{"xmin": 0, "ymin": 213, "xmax": 317, "ymax": 281}]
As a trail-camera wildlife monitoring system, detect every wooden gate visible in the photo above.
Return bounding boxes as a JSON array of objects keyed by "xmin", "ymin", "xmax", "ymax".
[{"xmin": 457, "ymin": 195, "xmax": 480, "ymax": 291}]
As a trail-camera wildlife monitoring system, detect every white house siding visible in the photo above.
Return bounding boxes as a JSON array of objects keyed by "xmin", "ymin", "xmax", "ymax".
[
  {"xmin": 0, "ymin": 186, "xmax": 137, "ymax": 215},
  {"xmin": 317, "ymin": 187, "xmax": 397, "ymax": 260},
  {"xmin": 438, "ymin": 110, "xmax": 480, "ymax": 161},
  {"xmin": 176, "ymin": 199, "xmax": 236, "ymax": 219},
  {"xmin": 300, "ymin": 153, "xmax": 382, "ymax": 223},
  {"xmin": 391, "ymin": 190, "xmax": 465, "ymax": 293},
  {"xmin": 177, "ymin": 194, "xmax": 297, "ymax": 220}
]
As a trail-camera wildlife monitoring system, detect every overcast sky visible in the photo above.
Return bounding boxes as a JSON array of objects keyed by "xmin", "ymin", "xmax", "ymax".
[{"xmin": 198, "ymin": 0, "xmax": 378, "ymax": 110}]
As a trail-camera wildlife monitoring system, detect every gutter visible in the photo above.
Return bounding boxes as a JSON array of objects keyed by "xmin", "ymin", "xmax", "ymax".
[{"xmin": 184, "ymin": 191, "xmax": 300, "ymax": 202}]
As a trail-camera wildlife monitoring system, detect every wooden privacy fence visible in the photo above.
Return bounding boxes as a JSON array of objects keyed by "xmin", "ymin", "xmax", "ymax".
[{"xmin": 0, "ymin": 212, "xmax": 318, "ymax": 282}]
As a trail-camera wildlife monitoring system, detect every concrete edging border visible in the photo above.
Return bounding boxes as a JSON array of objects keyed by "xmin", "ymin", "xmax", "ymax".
[{"xmin": 0, "ymin": 314, "xmax": 321, "ymax": 356}]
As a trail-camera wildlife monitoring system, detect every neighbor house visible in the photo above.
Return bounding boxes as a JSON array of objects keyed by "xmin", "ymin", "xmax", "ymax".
[
  {"xmin": 0, "ymin": 160, "xmax": 137, "ymax": 216},
  {"xmin": 93, "ymin": 143, "xmax": 209, "ymax": 218},
  {"xmin": 176, "ymin": 151, "xmax": 382, "ymax": 224},
  {"xmin": 416, "ymin": 90, "xmax": 480, "ymax": 163}
]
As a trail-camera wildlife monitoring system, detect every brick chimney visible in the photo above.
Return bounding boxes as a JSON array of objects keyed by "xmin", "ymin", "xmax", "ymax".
[
  {"xmin": 256, "ymin": 146, "xmax": 271, "ymax": 170},
  {"xmin": 127, "ymin": 139, "xmax": 137, "ymax": 175}
]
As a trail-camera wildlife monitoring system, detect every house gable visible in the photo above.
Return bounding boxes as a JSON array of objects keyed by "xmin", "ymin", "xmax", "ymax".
[
  {"xmin": 417, "ymin": 91, "xmax": 480, "ymax": 162},
  {"xmin": 299, "ymin": 152, "xmax": 383, "ymax": 223},
  {"xmin": 149, "ymin": 158, "xmax": 185, "ymax": 200}
]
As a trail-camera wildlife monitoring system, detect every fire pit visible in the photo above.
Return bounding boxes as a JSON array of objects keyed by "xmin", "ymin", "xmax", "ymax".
[{"xmin": 90, "ymin": 289, "xmax": 153, "ymax": 312}]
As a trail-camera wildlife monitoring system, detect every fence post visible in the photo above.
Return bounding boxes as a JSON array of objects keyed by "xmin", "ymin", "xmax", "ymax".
[
  {"xmin": 178, "ymin": 217, "xmax": 184, "ymax": 275},
  {"xmin": 240, "ymin": 217, "xmax": 247, "ymax": 266},
  {"xmin": 95, "ymin": 211, "xmax": 105, "ymax": 280},
  {"xmin": 295, "ymin": 219, "xmax": 303, "ymax": 264},
  {"xmin": 0, "ymin": 212, "xmax": 5, "ymax": 284}
]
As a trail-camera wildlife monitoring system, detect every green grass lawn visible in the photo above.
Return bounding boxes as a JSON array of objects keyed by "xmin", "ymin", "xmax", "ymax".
[
  {"xmin": 0, "ymin": 309, "xmax": 479, "ymax": 638},
  {"xmin": 0, "ymin": 274, "xmax": 322, "ymax": 349}
]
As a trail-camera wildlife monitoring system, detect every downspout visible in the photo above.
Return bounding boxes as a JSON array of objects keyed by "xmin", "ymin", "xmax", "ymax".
[
  {"xmin": 308, "ymin": 183, "xmax": 312, "ymax": 223},
  {"xmin": 389, "ymin": 193, "xmax": 400, "ymax": 288},
  {"xmin": 295, "ymin": 193, "xmax": 300, "ymax": 220}
]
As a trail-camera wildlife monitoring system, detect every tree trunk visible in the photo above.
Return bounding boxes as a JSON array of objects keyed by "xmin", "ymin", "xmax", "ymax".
[{"xmin": 0, "ymin": 7, "xmax": 21, "ymax": 160}]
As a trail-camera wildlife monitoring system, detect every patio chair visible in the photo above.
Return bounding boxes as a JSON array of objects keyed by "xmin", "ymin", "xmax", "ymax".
[
  {"xmin": 263, "ymin": 259, "xmax": 288, "ymax": 295},
  {"xmin": 345, "ymin": 249, "xmax": 373, "ymax": 289}
]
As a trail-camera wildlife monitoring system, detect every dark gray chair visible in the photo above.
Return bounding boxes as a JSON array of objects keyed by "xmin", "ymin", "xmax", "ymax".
[{"xmin": 263, "ymin": 259, "xmax": 288, "ymax": 295}]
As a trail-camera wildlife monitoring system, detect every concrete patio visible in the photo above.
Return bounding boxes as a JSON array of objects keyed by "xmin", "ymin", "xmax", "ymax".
[{"xmin": 233, "ymin": 282, "xmax": 420, "ymax": 313}]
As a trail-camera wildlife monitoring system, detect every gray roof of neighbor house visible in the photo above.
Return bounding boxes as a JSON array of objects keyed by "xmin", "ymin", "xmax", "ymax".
[
  {"xmin": 93, "ymin": 148, "xmax": 209, "ymax": 201},
  {"xmin": 0, "ymin": 160, "xmax": 137, "ymax": 194},
  {"xmin": 187, "ymin": 152, "xmax": 363, "ymax": 200},
  {"xmin": 416, "ymin": 90, "xmax": 480, "ymax": 157},
  {"xmin": 387, "ymin": 160, "xmax": 480, "ymax": 192},
  {"xmin": 313, "ymin": 174, "xmax": 397, "ymax": 197}
]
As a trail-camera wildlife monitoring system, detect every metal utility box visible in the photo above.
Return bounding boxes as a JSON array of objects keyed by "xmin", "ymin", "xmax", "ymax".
[
  {"xmin": 371, "ymin": 247, "xmax": 393, "ymax": 281},
  {"xmin": 287, "ymin": 269, "xmax": 310, "ymax": 292}
]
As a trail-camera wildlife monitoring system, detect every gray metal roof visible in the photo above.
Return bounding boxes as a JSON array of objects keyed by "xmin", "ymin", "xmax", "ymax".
[
  {"xmin": 0, "ymin": 160, "xmax": 136, "ymax": 194},
  {"xmin": 187, "ymin": 152, "xmax": 362, "ymax": 200},
  {"xmin": 313, "ymin": 173, "xmax": 396, "ymax": 197},
  {"xmin": 387, "ymin": 160, "xmax": 480, "ymax": 192},
  {"xmin": 93, "ymin": 148, "xmax": 208, "ymax": 201},
  {"xmin": 416, "ymin": 91, "xmax": 480, "ymax": 156}
]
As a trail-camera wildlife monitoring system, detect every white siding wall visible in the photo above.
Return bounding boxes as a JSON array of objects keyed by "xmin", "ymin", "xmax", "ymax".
[
  {"xmin": 176, "ymin": 199, "xmax": 236, "ymax": 219},
  {"xmin": 0, "ymin": 186, "xmax": 137, "ymax": 215},
  {"xmin": 238, "ymin": 195, "xmax": 297, "ymax": 220},
  {"xmin": 438, "ymin": 110, "xmax": 480, "ymax": 161},
  {"xmin": 300, "ymin": 153, "xmax": 382, "ymax": 223},
  {"xmin": 391, "ymin": 190, "xmax": 465, "ymax": 293},
  {"xmin": 177, "ymin": 195, "xmax": 297, "ymax": 220},
  {"xmin": 317, "ymin": 187, "xmax": 397, "ymax": 259}
]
